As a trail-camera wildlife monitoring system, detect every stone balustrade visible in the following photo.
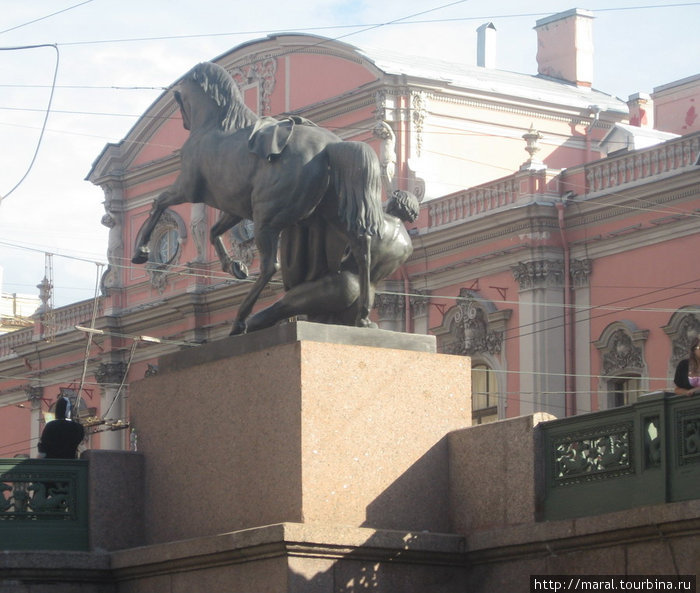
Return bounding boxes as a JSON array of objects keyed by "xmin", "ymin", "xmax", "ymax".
[
  {"xmin": 428, "ymin": 177, "xmax": 520, "ymax": 229},
  {"xmin": 425, "ymin": 131, "xmax": 700, "ymax": 230},
  {"xmin": 0, "ymin": 326, "xmax": 32, "ymax": 359},
  {"xmin": 584, "ymin": 131, "xmax": 700, "ymax": 194},
  {"xmin": 0, "ymin": 299, "xmax": 103, "ymax": 359}
]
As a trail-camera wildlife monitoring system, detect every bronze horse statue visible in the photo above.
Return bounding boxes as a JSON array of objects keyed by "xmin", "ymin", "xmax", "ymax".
[{"xmin": 132, "ymin": 61, "xmax": 384, "ymax": 335}]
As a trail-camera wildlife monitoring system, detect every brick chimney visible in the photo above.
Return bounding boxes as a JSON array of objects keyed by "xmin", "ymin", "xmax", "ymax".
[
  {"xmin": 627, "ymin": 92, "xmax": 654, "ymax": 128},
  {"xmin": 534, "ymin": 8, "xmax": 594, "ymax": 87}
]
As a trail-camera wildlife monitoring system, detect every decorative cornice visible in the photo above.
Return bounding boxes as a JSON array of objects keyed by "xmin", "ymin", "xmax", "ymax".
[
  {"xmin": 566, "ymin": 185, "xmax": 700, "ymax": 230},
  {"xmin": 425, "ymin": 90, "xmax": 615, "ymax": 128},
  {"xmin": 417, "ymin": 217, "xmax": 560, "ymax": 261}
]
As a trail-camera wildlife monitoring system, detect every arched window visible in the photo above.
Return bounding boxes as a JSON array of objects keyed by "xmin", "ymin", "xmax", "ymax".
[
  {"xmin": 662, "ymin": 305, "xmax": 700, "ymax": 379},
  {"xmin": 432, "ymin": 289, "xmax": 511, "ymax": 423},
  {"xmin": 472, "ymin": 363, "xmax": 498, "ymax": 424},
  {"xmin": 153, "ymin": 227, "xmax": 180, "ymax": 265},
  {"xmin": 594, "ymin": 321, "xmax": 649, "ymax": 408},
  {"xmin": 135, "ymin": 209, "xmax": 187, "ymax": 293}
]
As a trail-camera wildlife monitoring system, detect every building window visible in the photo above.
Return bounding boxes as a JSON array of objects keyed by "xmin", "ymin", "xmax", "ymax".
[
  {"xmin": 472, "ymin": 364, "xmax": 498, "ymax": 424},
  {"xmin": 593, "ymin": 321, "xmax": 649, "ymax": 410},
  {"xmin": 138, "ymin": 209, "xmax": 186, "ymax": 293},
  {"xmin": 608, "ymin": 375, "xmax": 642, "ymax": 407},
  {"xmin": 153, "ymin": 227, "xmax": 179, "ymax": 264}
]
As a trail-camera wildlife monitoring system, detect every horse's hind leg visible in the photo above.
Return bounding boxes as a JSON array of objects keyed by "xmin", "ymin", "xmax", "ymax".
[
  {"xmin": 230, "ymin": 226, "xmax": 281, "ymax": 335},
  {"xmin": 211, "ymin": 213, "xmax": 248, "ymax": 279}
]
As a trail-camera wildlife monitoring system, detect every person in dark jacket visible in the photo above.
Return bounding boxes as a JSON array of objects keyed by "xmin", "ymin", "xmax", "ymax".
[
  {"xmin": 673, "ymin": 336, "xmax": 700, "ymax": 396},
  {"xmin": 38, "ymin": 396, "xmax": 85, "ymax": 459}
]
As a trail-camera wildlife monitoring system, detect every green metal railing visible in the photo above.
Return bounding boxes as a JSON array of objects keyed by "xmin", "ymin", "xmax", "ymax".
[
  {"xmin": 539, "ymin": 391, "xmax": 700, "ymax": 521},
  {"xmin": 0, "ymin": 458, "xmax": 88, "ymax": 550}
]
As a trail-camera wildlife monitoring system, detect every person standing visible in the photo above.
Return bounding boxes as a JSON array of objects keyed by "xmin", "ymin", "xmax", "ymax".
[
  {"xmin": 38, "ymin": 396, "xmax": 85, "ymax": 459},
  {"xmin": 673, "ymin": 337, "xmax": 700, "ymax": 396}
]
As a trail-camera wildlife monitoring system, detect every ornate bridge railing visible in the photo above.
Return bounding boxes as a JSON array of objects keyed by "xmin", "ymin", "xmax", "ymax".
[
  {"xmin": 0, "ymin": 458, "xmax": 88, "ymax": 550},
  {"xmin": 539, "ymin": 391, "xmax": 700, "ymax": 521}
]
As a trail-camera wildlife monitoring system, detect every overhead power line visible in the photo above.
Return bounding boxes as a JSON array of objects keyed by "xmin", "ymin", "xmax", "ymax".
[
  {"xmin": 5, "ymin": 3, "xmax": 698, "ymax": 48},
  {"xmin": 0, "ymin": 43, "xmax": 59, "ymax": 203},
  {"xmin": 0, "ymin": 0, "xmax": 96, "ymax": 35}
]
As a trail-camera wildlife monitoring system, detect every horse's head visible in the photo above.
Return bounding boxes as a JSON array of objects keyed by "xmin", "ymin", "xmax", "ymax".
[{"xmin": 176, "ymin": 62, "xmax": 257, "ymax": 132}]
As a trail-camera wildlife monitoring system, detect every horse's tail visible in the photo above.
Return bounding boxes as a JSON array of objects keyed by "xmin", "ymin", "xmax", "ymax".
[{"xmin": 326, "ymin": 141, "xmax": 384, "ymax": 238}]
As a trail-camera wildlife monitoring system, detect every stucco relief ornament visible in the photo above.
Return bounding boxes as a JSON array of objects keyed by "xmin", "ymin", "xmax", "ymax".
[
  {"xmin": 602, "ymin": 330, "xmax": 644, "ymax": 376},
  {"xmin": 25, "ymin": 385, "xmax": 43, "ymax": 403},
  {"xmin": 100, "ymin": 208, "xmax": 123, "ymax": 292},
  {"xmin": 570, "ymin": 258, "xmax": 593, "ymax": 289},
  {"xmin": 374, "ymin": 292, "xmax": 404, "ymax": 321},
  {"xmin": 669, "ymin": 313, "xmax": 700, "ymax": 368},
  {"xmin": 374, "ymin": 90, "xmax": 388, "ymax": 122},
  {"xmin": 230, "ymin": 57, "xmax": 277, "ymax": 115},
  {"xmin": 409, "ymin": 289, "xmax": 430, "ymax": 318},
  {"xmin": 411, "ymin": 91, "xmax": 426, "ymax": 158},
  {"xmin": 452, "ymin": 298, "xmax": 503, "ymax": 356},
  {"xmin": 95, "ymin": 362, "xmax": 127, "ymax": 388},
  {"xmin": 512, "ymin": 260, "xmax": 564, "ymax": 290}
]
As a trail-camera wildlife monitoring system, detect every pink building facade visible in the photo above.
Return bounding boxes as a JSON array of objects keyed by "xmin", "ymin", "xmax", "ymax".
[{"xmin": 1, "ymin": 9, "xmax": 698, "ymax": 456}]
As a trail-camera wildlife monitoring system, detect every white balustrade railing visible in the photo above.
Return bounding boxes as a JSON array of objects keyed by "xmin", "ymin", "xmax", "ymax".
[
  {"xmin": 584, "ymin": 132, "xmax": 700, "ymax": 194},
  {"xmin": 0, "ymin": 299, "xmax": 102, "ymax": 359},
  {"xmin": 426, "ymin": 131, "xmax": 699, "ymax": 230},
  {"xmin": 428, "ymin": 177, "xmax": 520, "ymax": 228}
]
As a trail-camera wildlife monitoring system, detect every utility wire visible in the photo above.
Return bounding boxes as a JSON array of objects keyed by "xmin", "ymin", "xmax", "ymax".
[
  {"xmin": 0, "ymin": 1, "xmax": 96, "ymax": 35},
  {"xmin": 7, "ymin": 3, "xmax": 698, "ymax": 47},
  {"xmin": 0, "ymin": 237, "xmax": 697, "ymax": 316},
  {"xmin": 75, "ymin": 263, "xmax": 104, "ymax": 415},
  {"xmin": 1, "ymin": 280, "xmax": 695, "ymax": 390},
  {"xmin": 0, "ymin": 44, "xmax": 59, "ymax": 203}
]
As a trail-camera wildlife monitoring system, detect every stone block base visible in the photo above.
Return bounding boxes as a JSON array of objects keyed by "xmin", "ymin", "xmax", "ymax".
[
  {"xmin": 110, "ymin": 523, "xmax": 468, "ymax": 593},
  {"xmin": 129, "ymin": 322, "xmax": 471, "ymax": 545}
]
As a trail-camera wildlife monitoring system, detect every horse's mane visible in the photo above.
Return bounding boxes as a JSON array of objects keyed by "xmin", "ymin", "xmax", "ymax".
[{"xmin": 187, "ymin": 62, "xmax": 258, "ymax": 131}]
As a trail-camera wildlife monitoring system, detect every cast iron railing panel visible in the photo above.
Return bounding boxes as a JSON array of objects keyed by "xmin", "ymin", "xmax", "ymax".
[
  {"xmin": 540, "ymin": 392, "xmax": 700, "ymax": 521},
  {"xmin": 0, "ymin": 458, "xmax": 88, "ymax": 550}
]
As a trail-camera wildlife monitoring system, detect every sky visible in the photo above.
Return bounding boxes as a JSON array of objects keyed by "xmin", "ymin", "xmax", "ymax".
[{"xmin": 0, "ymin": 0, "xmax": 698, "ymax": 308}]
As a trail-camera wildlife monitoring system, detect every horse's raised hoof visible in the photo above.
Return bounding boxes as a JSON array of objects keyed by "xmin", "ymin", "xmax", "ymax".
[
  {"xmin": 230, "ymin": 261, "xmax": 249, "ymax": 280},
  {"xmin": 132, "ymin": 248, "xmax": 150, "ymax": 264},
  {"xmin": 229, "ymin": 320, "xmax": 247, "ymax": 336}
]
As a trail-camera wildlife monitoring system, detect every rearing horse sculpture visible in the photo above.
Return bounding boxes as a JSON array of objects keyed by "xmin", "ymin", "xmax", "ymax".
[{"xmin": 132, "ymin": 62, "xmax": 383, "ymax": 335}]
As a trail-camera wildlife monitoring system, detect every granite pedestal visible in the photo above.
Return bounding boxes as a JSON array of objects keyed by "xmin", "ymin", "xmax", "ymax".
[{"xmin": 129, "ymin": 322, "xmax": 471, "ymax": 546}]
